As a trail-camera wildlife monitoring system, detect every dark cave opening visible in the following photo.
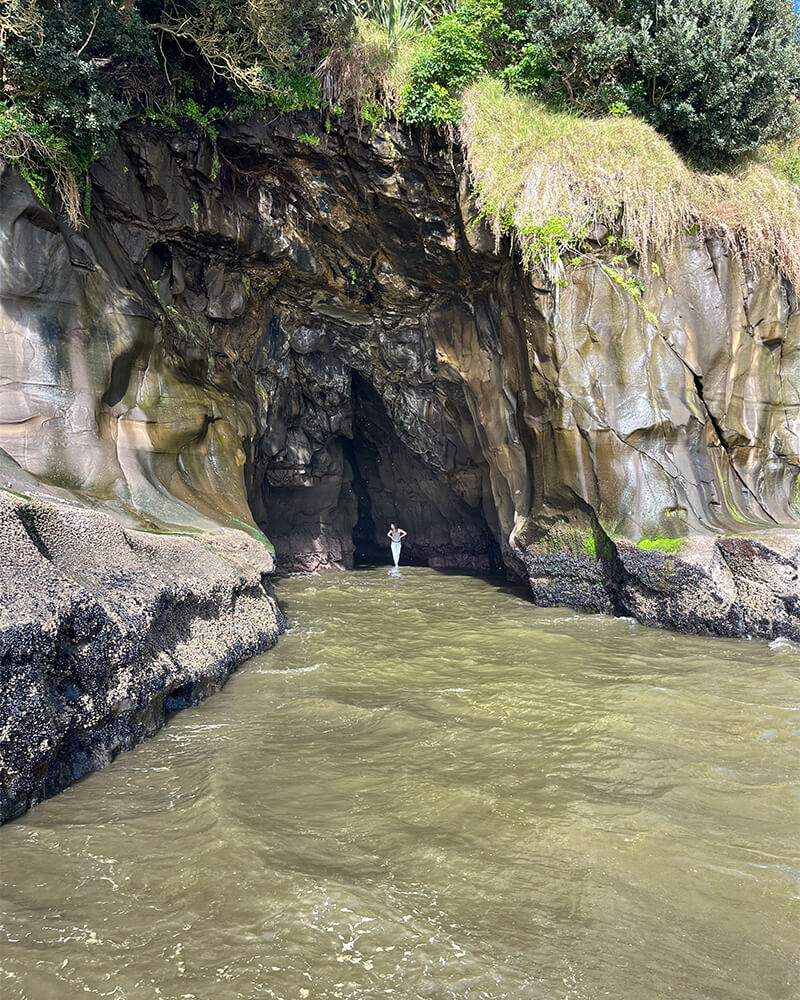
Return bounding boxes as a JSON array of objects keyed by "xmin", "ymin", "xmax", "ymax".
[
  {"xmin": 341, "ymin": 435, "xmax": 388, "ymax": 566},
  {"xmin": 258, "ymin": 369, "xmax": 503, "ymax": 575},
  {"xmin": 345, "ymin": 372, "xmax": 502, "ymax": 570}
]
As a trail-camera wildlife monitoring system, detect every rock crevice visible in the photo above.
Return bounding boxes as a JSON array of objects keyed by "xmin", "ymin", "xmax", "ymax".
[{"xmin": 1, "ymin": 111, "xmax": 798, "ymax": 816}]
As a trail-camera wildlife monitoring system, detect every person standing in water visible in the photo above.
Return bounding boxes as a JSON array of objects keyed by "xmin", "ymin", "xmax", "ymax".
[{"xmin": 387, "ymin": 523, "xmax": 407, "ymax": 567}]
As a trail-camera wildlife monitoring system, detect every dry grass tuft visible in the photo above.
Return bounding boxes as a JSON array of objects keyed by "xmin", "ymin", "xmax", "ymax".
[
  {"xmin": 319, "ymin": 19, "xmax": 420, "ymax": 117},
  {"xmin": 0, "ymin": 129, "xmax": 82, "ymax": 227},
  {"xmin": 460, "ymin": 77, "xmax": 800, "ymax": 286}
]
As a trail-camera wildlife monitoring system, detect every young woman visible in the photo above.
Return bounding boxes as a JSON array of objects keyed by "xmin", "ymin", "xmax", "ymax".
[{"xmin": 387, "ymin": 523, "xmax": 408, "ymax": 567}]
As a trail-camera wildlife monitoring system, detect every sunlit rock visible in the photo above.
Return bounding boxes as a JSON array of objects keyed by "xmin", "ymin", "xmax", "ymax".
[{"xmin": 1, "ymin": 110, "xmax": 798, "ymax": 816}]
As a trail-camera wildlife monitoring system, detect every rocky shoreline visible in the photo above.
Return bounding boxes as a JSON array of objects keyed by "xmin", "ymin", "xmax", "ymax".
[
  {"xmin": 518, "ymin": 532, "xmax": 800, "ymax": 642},
  {"xmin": 0, "ymin": 473, "xmax": 284, "ymax": 824}
]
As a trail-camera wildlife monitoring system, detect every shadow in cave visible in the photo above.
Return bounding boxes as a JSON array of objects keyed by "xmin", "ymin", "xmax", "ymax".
[
  {"xmin": 341, "ymin": 430, "xmax": 389, "ymax": 566},
  {"xmin": 257, "ymin": 369, "xmax": 506, "ymax": 576},
  {"xmin": 343, "ymin": 372, "xmax": 503, "ymax": 573}
]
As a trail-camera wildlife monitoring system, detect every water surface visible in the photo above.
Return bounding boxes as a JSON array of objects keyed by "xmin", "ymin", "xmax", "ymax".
[{"xmin": 1, "ymin": 568, "xmax": 798, "ymax": 999}]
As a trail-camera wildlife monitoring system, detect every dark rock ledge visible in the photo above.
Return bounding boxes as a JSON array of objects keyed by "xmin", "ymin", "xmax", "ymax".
[{"xmin": 0, "ymin": 476, "xmax": 284, "ymax": 824}]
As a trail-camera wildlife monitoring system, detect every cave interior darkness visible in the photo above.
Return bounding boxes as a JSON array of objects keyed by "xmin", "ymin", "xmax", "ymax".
[{"xmin": 258, "ymin": 370, "xmax": 504, "ymax": 574}]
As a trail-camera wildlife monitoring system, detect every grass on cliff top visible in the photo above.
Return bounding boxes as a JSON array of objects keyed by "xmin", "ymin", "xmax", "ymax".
[
  {"xmin": 330, "ymin": 26, "xmax": 800, "ymax": 285},
  {"xmin": 460, "ymin": 78, "xmax": 800, "ymax": 285}
]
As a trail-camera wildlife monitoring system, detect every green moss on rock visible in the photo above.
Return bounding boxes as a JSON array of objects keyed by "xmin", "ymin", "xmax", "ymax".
[{"xmin": 638, "ymin": 536, "xmax": 686, "ymax": 554}]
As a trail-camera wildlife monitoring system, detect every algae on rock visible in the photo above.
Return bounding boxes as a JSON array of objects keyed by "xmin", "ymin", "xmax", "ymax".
[{"xmin": 1, "ymin": 101, "xmax": 798, "ymax": 818}]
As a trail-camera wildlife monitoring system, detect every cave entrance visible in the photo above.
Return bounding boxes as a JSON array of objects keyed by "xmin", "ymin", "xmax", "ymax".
[
  {"xmin": 341, "ymin": 435, "xmax": 387, "ymax": 565},
  {"xmin": 342, "ymin": 373, "xmax": 502, "ymax": 573},
  {"xmin": 257, "ymin": 370, "xmax": 503, "ymax": 575}
]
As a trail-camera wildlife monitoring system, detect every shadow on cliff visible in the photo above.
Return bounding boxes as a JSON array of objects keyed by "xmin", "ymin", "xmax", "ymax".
[{"xmin": 262, "ymin": 370, "xmax": 505, "ymax": 576}]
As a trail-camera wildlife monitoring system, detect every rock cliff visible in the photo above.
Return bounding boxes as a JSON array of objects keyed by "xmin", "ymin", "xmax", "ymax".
[{"xmin": 1, "ymin": 112, "xmax": 798, "ymax": 815}]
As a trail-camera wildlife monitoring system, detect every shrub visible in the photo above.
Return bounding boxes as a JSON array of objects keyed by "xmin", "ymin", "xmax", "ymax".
[
  {"xmin": 511, "ymin": 0, "xmax": 800, "ymax": 165},
  {"xmin": 625, "ymin": 0, "xmax": 800, "ymax": 164},
  {"xmin": 1, "ymin": 0, "xmax": 337, "ymax": 221},
  {"xmin": 399, "ymin": 0, "xmax": 503, "ymax": 127},
  {"xmin": 510, "ymin": 0, "xmax": 633, "ymax": 110},
  {"xmin": 1, "ymin": 1, "xmax": 153, "ymax": 164},
  {"xmin": 319, "ymin": 17, "xmax": 419, "ymax": 117},
  {"xmin": 0, "ymin": 100, "xmax": 80, "ymax": 218},
  {"xmin": 331, "ymin": 1, "xmax": 464, "ymax": 45},
  {"xmin": 0, "ymin": 0, "xmax": 154, "ymax": 223},
  {"xmin": 332, "ymin": 0, "xmax": 432, "ymax": 45}
]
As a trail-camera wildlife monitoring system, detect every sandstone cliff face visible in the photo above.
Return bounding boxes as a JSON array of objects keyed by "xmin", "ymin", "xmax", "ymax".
[
  {"xmin": 0, "ymin": 107, "xmax": 798, "ymax": 814},
  {"xmin": 0, "ymin": 156, "xmax": 287, "ymax": 820}
]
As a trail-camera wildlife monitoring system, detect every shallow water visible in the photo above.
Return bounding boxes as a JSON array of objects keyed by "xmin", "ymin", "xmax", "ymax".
[{"xmin": 1, "ymin": 567, "xmax": 798, "ymax": 1000}]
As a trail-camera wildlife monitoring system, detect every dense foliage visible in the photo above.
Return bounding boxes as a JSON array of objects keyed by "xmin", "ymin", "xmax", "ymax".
[
  {"xmin": 400, "ymin": 0, "xmax": 800, "ymax": 164},
  {"xmin": 520, "ymin": 0, "xmax": 800, "ymax": 164},
  {"xmin": 0, "ymin": 0, "xmax": 798, "ymax": 226},
  {"xmin": 154, "ymin": 0, "xmax": 336, "ymax": 105},
  {"xmin": 0, "ymin": 0, "xmax": 337, "ymax": 221},
  {"xmin": 2, "ymin": 0, "xmax": 150, "ymax": 162},
  {"xmin": 400, "ymin": 1, "xmax": 498, "ymax": 126},
  {"xmin": 0, "ymin": 0, "xmax": 153, "ymax": 215}
]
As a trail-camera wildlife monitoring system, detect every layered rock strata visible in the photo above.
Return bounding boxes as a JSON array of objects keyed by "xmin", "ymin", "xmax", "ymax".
[
  {"xmin": 2, "ymin": 113, "xmax": 799, "ymax": 620},
  {"xmin": 0, "ymin": 105, "xmax": 798, "ymax": 817}
]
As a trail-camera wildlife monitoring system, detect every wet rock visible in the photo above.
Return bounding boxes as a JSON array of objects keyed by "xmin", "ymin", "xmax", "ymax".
[
  {"xmin": 0, "ymin": 101, "xmax": 798, "ymax": 823},
  {"xmin": 0, "ymin": 458, "xmax": 284, "ymax": 823}
]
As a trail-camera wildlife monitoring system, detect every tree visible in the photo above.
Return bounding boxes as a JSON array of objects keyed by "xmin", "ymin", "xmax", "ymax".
[
  {"xmin": 510, "ymin": 0, "xmax": 800, "ymax": 163},
  {"xmin": 626, "ymin": 0, "xmax": 800, "ymax": 163}
]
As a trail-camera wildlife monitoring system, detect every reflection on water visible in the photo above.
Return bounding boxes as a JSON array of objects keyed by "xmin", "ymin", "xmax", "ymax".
[{"xmin": 1, "ymin": 568, "xmax": 798, "ymax": 1000}]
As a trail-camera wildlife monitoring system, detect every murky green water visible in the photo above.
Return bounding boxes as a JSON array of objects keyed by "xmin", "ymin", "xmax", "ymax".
[{"xmin": 1, "ymin": 568, "xmax": 798, "ymax": 1000}]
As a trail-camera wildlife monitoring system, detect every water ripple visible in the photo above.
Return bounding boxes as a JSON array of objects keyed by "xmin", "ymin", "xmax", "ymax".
[{"xmin": 1, "ymin": 568, "xmax": 797, "ymax": 1000}]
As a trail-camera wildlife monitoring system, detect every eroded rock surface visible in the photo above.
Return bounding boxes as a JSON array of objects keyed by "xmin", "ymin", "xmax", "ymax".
[
  {"xmin": 0, "ymin": 454, "xmax": 283, "ymax": 822},
  {"xmin": 0, "ymin": 107, "xmax": 798, "ymax": 815}
]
